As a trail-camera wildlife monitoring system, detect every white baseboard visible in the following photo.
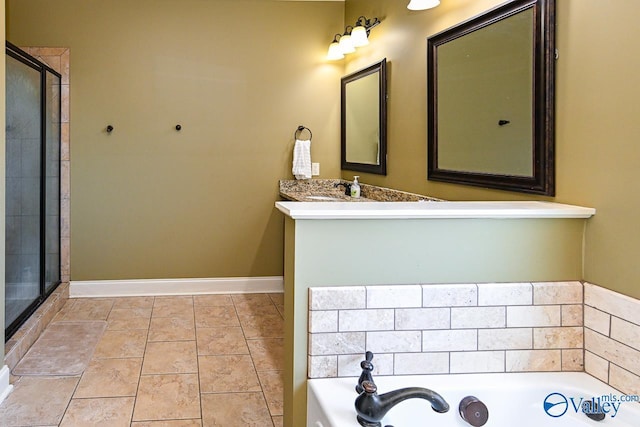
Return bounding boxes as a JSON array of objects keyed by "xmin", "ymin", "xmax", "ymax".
[
  {"xmin": 0, "ymin": 365, "xmax": 13, "ymax": 405},
  {"xmin": 70, "ymin": 276, "xmax": 284, "ymax": 298}
]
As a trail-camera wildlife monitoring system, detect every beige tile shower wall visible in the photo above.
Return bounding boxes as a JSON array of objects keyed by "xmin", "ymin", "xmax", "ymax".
[
  {"xmin": 584, "ymin": 282, "xmax": 640, "ymax": 396},
  {"xmin": 308, "ymin": 282, "xmax": 584, "ymax": 378},
  {"xmin": 23, "ymin": 47, "xmax": 70, "ymax": 283}
]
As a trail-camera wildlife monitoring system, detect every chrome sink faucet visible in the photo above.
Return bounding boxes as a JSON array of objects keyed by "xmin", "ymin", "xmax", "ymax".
[{"xmin": 354, "ymin": 352, "xmax": 450, "ymax": 427}]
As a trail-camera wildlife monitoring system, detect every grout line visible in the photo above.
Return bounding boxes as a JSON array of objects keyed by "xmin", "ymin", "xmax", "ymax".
[{"xmin": 191, "ymin": 294, "xmax": 205, "ymax": 424}]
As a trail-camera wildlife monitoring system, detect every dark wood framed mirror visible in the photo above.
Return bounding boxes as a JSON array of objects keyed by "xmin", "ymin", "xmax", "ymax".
[
  {"xmin": 427, "ymin": 0, "xmax": 555, "ymax": 195},
  {"xmin": 341, "ymin": 58, "xmax": 387, "ymax": 175}
]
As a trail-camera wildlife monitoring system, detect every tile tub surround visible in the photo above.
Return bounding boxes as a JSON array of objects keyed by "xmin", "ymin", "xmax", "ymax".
[
  {"xmin": 308, "ymin": 282, "xmax": 640, "ymax": 397},
  {"xmin": 279, "ymin": 179, "xmax": 441, "ymax": 202},
  {"xmin": 308, "ymin": 282, "xmax": 585, "ymax": 378},
  {"xmin": 584, "ymin": 282, "xmax": 640, "ymax": 397}
]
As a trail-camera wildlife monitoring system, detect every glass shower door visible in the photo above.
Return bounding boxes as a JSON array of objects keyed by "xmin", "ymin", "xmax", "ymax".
[
  {"xmin": 5, "ymin": 43, "xmax": 61, "ymax": 339},
  {"xmin": 5, "ymin": 54, "xmax": 43, "ymax": 329}
]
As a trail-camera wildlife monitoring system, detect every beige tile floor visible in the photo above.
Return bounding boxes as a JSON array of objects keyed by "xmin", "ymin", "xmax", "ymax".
[{"xmin": 0, "ymin": 293, "xmax": 285, "ymax": 426}]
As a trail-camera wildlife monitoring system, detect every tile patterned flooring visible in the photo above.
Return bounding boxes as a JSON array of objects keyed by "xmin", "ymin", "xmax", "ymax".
[{"xmin": 0, "ymin": 293, "xmax": 285, "ymax": 426}]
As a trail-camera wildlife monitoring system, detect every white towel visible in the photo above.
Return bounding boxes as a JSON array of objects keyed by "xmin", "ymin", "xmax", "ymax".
[{"xmin": 292, "ymin": 139, "xmax": 312, "ymax": 180}]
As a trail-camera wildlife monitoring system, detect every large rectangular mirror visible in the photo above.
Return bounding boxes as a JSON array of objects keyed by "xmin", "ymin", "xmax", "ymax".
[
  {"xmin": 341, "ymin": 58, "xmax": 387, "ymax": 175},
  {"xmin": 427, "ymin": 0, "xmax": 555, "ymax": 195}
]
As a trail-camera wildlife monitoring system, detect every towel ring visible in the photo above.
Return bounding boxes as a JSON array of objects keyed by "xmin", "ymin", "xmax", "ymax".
[{"xmin": 294, "ymin": 125, "xmax": 312, "ymax": 141}]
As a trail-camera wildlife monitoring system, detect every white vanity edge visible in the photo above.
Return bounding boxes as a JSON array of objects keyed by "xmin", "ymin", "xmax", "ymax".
[{"xmin": 275, "ymin": 200, "xmax": 596, "ymax": 220}]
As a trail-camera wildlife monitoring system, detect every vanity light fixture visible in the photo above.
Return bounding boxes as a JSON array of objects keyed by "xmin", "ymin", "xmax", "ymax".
[
  {"xmin": 351, "ymin": 25, "xmax": 369, "ymax": 47},
  {"xmin": 326, "ymin": 16, "xmax": 381, "ymax": 60},
  {"xmin": 338, "ymin": 26, "xmax": 356, "ymax": 54},
  {"xmin": 327, "ymin": 34, "xmax": 345, "ymax": 60},
  {"xmin": 352, "ymin": 16, "xmax": 381, "ymax": 47},
  {"xmin": 407, "ymin": 0, "xmax": 440, "ymax": 10}
]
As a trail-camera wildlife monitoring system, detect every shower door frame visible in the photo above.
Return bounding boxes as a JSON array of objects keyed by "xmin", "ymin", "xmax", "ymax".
[{"xmin": 5, "ymin": 42, "xmax": 62, "ymax": 340}]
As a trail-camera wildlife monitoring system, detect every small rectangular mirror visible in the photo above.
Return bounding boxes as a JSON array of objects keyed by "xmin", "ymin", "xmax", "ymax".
[{"xmin": 341, "ymin": 59, "xmax": 387, "ymax": 175}]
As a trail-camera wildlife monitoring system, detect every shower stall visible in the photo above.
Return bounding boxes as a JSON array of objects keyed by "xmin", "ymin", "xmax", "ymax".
[{"xmin": 5, "ymin": 42, "xmax": 62, "ymax": 340}]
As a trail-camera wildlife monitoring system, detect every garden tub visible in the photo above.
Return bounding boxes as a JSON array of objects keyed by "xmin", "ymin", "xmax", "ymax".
[{"xmin": 307, "ymin": 372, "xmax": 640, "ymax": 426}]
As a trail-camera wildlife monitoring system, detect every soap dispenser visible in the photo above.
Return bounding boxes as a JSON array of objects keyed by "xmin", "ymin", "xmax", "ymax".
[{"xmin": 351, "ymin": 176, "xmax": 361, "ymax": 198}]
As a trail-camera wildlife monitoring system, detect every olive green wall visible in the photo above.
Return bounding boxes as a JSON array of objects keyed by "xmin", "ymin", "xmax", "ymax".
[
  {"xmin": 6, "ymin": 0, "xmax": 640, "ymax": 297},
  {"xmin": 344, "ymin": 0, "xmax": 640, "ymax": 299},
  {"xmin": 6, "ymin": 0, "xmax": 344, "ymax": 280}
]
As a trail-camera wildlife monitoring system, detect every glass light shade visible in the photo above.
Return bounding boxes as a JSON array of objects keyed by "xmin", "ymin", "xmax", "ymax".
[
  {"xmin": 407, "ymin": 0, "xmax": 440, "ymax": 10},
  {"xmin": 338, "ymin": 34, "xmax": 356, "ymax": 54},
  {"xmin": 327, "ymin": 41, "xmax": 344, "ymax": 60},
  {"xmin": 351, "ymin": 26, "xmax": 369, "ymax": 47}
]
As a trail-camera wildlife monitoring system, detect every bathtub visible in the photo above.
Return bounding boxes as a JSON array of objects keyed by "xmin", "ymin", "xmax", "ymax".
[{"xmin": 307, "ymin": 372, "xmax": 640, "ymax": 426}]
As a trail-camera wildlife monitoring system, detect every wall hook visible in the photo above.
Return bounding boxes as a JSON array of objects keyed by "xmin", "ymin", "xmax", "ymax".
[
  {"xmin": 498, "ymin": 120, "xmax": 510, "ymax": 126},
  {"xmin": 175, "ymin": 124, "xmax": 182, "ymax": 131},
  {"xmin": 106, "ymin": 125, "xmax": 114, "ymax": 133}
]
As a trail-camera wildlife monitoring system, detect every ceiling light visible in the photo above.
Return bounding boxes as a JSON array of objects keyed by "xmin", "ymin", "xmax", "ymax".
[{"xmin": 407, "ymin": 0, "xmax": 440, "ymax": 10}]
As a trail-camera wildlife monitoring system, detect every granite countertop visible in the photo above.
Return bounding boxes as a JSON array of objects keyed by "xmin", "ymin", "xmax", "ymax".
[
  {"xmin": 279, "ymin": 179, "xmax": 442, "ymax": 203},
  {"xmin": 277, "ymin": 179, "xmax": 596, "ymax": 219}
]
